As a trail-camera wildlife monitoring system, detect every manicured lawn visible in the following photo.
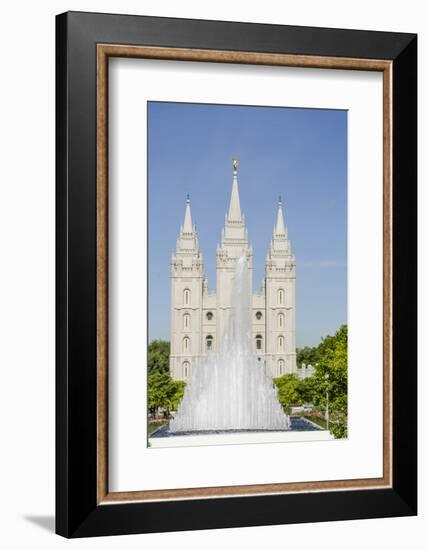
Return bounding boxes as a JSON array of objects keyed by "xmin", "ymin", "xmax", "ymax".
[
  {"xmin": 148, "ymin": 421, "xmax": 167, "ymax": 435},
  {"xmin": 303, "ymin": 415, "xmax": 328, "ymax": 430}
]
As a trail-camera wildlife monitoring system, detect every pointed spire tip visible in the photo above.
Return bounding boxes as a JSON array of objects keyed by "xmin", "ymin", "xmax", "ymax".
[
  {"xmin": 183, "ymin": 193, "xmax": 193, "ymax": 233},
  {"xmin": 228, "ymin": 160, "xmax": 242, "ymax": 221},
  {"xmin": 275, "ymin": 195, "xmax": 286, "ymax": 235}
]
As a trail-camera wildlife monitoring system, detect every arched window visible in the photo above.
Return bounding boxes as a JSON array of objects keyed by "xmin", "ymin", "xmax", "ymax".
[
  {"xmin": 278, "ymin": 288, "xmax": 285, "ymax": 305},
  {"xmin": 183, "ymin": 361, "xmax": 190, "ymax": 379},
  {"xmin": 183, "ymin": 336, "xmax": 190, "ymax": 353},
  {"xmin": 278, "ymin": 359, "xmax": 285, "ymax": 376},
  {"xmin": 206, "ymin": 311, "xmax": 213, "ymax": 321},
  {"xmin": 183, "ymin": 313, "xmax": 190, "ymax": 330},
  {"xmin": 278, "ymin": 312, "xmax": 285, "ymax": 329},
  {"xmin": 183, "ymin": 288, "xmax": 191, "ymax": 306},
  {"xmin": 206, "ymin": 335, "xmax": 213, "ymax": 351},
  {"xmin": 256, "ymin": 334, "xmax": 263, "ymax": 351},
  {"xmin": 255, "ymin": 311, "xmax": 262, "ymax": 320},
  {"xmin": 278, "ymin": 335, "xmax": 284, "ymax": 352}
]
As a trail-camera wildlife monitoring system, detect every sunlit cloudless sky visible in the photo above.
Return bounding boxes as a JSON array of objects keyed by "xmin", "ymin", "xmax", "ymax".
[{"xmin": 148, "ymin": 102, "xmax": 347, "ymax": 347}]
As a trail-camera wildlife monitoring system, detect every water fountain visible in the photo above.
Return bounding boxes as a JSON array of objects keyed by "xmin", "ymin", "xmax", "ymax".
[{"xmin": 169, "ymin": 253, "xmax": 290, "ymax": 433}]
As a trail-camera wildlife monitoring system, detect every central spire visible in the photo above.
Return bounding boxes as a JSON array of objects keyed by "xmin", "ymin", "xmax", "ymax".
[
  {"xmin": 275, "ymin": 195, "xmax": 286, "ymax": 236},
  {"xmin": 228, "ymin": 158, "xmax": 242, "ymax": 222},
  {"xmin": 183, "ymin": 193, "xmax": 193, "ymax": 234}
]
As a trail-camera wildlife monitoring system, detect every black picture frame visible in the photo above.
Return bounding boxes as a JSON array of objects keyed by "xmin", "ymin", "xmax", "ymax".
[{"xmin": 56, "ymin": 11, "xmax": 417, "ymax": 538}]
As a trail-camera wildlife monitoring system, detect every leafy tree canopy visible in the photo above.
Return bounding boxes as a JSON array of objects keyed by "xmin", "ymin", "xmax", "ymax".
[
  {"xmin": 296, "ymin": 345, "xmax": 319, "ymax": 368},
  {"xmin": 148, "ymin": 340, "xmax": 170, "ymax": 375},
  {"xmin": 148, "ymin": 371, "xmax": 185, "ymax": 412},
  {"xmin": 275, "ymin": 324, "xmax": 348, "ymax": 438},
  {"xmin": 147, "ymin": 340, "xmax": 186, "ymax": 413},
  {"xmin": 273, "ymin": 373, "xmax": 303, "ymax": 410}
]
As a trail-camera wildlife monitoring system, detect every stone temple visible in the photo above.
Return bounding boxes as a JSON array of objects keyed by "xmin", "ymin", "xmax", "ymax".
[{"xmin": 169, "ymin": 160, "xmax": 297, "ymax": 381}]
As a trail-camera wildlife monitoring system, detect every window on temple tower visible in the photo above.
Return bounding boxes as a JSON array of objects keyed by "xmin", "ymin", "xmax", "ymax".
[
  {"xmin": 278, "ymin": 359, "xmax": 285, "ymax": 376},
  {"xmin": 183, "ymin": 288, "xmax": 191, "ymax": 305},
  {"xmin": 278, "ymin": 335, "xmax": 284, "ymax": 351},
  {"xmin": 183, "ymin": 361, "xmax": 190, "ymax": 379},
  {"xmin": 183, "ymin": 313, "xmax": 190, "ymax": 330},
  {"xmin": 256, "ymin": 311, "xmax": 262, "ymax": 320},
  {"xmin": 256, "ymin": 334, "xmax": 263, "ymax": 350},
  {"xmin": 206, "ymin": 335, "xmax": 213, "ymax": 351},
  {"xmin": 278, "ymin": 288, "xmax": 285, "ymax": 305},
  {"xmin": 278, "ymin": 312, "xmax": 285, "ymax": 329},
  {"xmin": 183, "ymin": 336, "xmax": 190, "ymax": 353},
  {"xmin": 206, "ymin": 311, "xmax": 213, "ymax": 321}
]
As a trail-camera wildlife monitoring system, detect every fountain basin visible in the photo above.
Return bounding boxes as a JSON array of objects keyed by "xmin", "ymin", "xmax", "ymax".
[{"xmin": 149, "ymin": 417, "xmax": 334, "ymax": 448}]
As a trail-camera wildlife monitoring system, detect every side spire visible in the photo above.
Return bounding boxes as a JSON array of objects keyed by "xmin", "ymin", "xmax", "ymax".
[
  {"xmin": 173, "ymin": 193, "xmax": 200, "ymax": 257},
  {"xmin": 228, "ymin": 158, "xmax": 242, "ymax": 221},
  {"xmin": 275, "ymin": 195, "xmax": 286, "ymax": 236},
  {"xmin": 183, "ymin": 193, "xmax": 193, "ymax": 233}
]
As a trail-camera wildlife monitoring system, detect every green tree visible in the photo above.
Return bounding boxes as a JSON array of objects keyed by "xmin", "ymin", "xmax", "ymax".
[
  {"xmin": 147, "ymin": 371, "xmax": 171, "ymax": 412},
  {"xmin": 275, "ymin": 325, "xmax": 348, "ymax": 439},
  {"xmin": 147, "ymin": 340, "xmax": 186, "ymax": 417},
  {"xmin": 298, "ymin": 375, "xmax": 318, "ymax": 404},
  {"xmin": 273, "ymin": 373, "xmax": 303, "ymax": 412},
  {"xmin": 307, "ymin": 324, "xmax": 348, "ymax": 438},
  {"xmin": 147, "ymin": 371, "xmax": 186, "ymax": 415},
  {"xmin": 296, "ymin": 345, "xmax": 319, "ymax": 368},
  {"xmin": 148, "ymin": 340, "xmax": 170, "ymax": 375},
  {"xmin": 170, "ymin": 380, "xmax": 186, "ymax": 410}
]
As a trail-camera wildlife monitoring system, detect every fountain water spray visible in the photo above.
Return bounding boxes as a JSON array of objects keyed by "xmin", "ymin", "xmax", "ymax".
[{"xmin": 170, "ymin": 252, "xmax": 290, "ymax": 432}]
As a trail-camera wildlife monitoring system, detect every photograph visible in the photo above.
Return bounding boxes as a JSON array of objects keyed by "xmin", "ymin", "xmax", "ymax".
[{"xmin": 147, "ymin": 101, "xmax": 348, "ymax": 448}]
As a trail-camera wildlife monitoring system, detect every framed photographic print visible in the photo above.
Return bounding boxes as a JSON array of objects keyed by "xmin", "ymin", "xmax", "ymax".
[{"xmin": 56, "ymin": 11, "xmax": 417, "ymax": 538}]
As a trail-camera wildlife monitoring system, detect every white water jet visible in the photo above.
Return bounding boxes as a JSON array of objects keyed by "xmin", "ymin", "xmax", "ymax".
[{"xmin": 170, "ymin": 253, "xmax": 290, "ymax": 432}]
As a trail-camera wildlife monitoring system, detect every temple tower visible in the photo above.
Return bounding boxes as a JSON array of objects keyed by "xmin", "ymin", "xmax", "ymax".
[
  {"xmin": 264, "ymin": 197, "xmax": 297, "ymax": 377},
  {"xmin": 169, "ymin": 195, "xmax": 205, "ymax": 380}
]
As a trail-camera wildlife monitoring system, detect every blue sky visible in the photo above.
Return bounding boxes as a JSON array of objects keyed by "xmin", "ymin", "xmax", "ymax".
[{"xmin": 148, "ymin": 102, "xmax": 347, "ymax": 347}]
